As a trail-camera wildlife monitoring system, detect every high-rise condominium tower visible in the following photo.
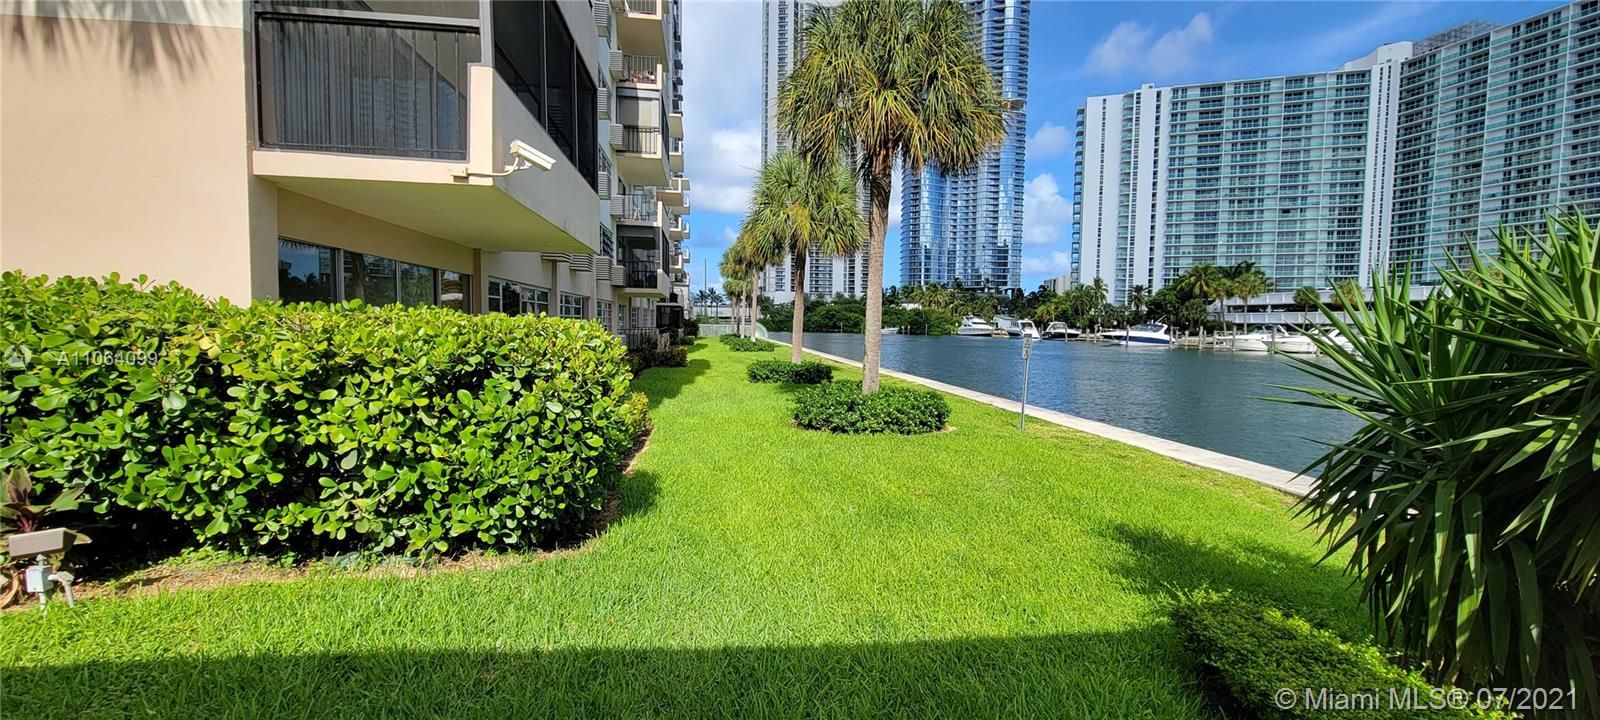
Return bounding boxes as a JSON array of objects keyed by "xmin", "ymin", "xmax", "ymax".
[
  {"xmin": 757, "ymin": 0, "xmax": 872, "ymax": 302},
  {"xmin": 900, "ymin": 0, "xmax": 1030, "ymax": 291},
  {"xmin": 1073, "ymin": 0, "xmax": 1600, "ymax": 304}
]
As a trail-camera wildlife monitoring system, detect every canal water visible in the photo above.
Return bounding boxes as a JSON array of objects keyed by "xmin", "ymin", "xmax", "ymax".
[{"xmin": 769, "ymin": 331, "xmax": 1362, "ymax": 473}]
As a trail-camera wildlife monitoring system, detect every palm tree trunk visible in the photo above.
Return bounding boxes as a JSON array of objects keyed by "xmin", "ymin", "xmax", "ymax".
[
  {"xmin": 748, "ymin": 275, "xmax": 758, "ymax": 339},
  {"xmin": 790, "ymin": 252, "xmax": 807, "ymax": 363},
  {"xmin": 862, "ymin": 151, "xmax": 892, "ymax": 394}
]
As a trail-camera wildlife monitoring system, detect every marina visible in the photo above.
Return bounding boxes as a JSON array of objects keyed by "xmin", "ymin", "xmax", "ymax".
[{"xmin": 769, "ymin": 330, "xmax": 1360, "ymax": 472}]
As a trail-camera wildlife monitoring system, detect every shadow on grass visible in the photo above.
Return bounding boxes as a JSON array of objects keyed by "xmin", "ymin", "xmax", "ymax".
[
  {"xmin": 618, "ymin": 469, "xmax": 660, "ymax": 520},
  {"xmin": 2, "ymin": 628, "xmax": 1208, "ymax": 719},
  {"xmin": 634, "ymin": 355, "xmax": 711, "ymax": 411},
  {"xmin": 1099, "ymin": 523, "xmax": 1366, "ymax": 638}
]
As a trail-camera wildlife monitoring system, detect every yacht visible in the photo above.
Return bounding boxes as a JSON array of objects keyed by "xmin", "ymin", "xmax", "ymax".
[
  {"xmin": 1018, "ymin": 319, "xmax": 1041, "ymax": 340},
  {"xmin": 993, "ymin": 316, "xmax": 1023, "ymax": 337},
  {"xmin": 1227, "ymin": 325, "xmax": 1289, "ymax": 353},
  {"xmin": 1101, "ymin": 322, "xmax": 1173, "ymax": 346},
  {"xmin": 1268, "ymin": 331, "xmax": 1318, "ymax": 355},
  {"xmin": 1043, "ymin": 321, "xmax": 1069, "ymax": 339},
  {"xmin": 956, "ymin": 316, "xmax": 998, "ymax": 336}
]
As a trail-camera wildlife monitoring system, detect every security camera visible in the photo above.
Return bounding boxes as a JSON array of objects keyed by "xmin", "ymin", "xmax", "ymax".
[{"xmin": 510, "ymin": 139, "xmax": 556, "ymax": 172}]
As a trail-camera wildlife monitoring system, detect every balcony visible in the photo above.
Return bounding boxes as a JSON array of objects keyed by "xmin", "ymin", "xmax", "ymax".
[
  {"xmin": 616, "ymin": 123, "xmax": 669, "ymax": 185},
  {"xmin": 621, "ymin": 54, "xmax": 663, "ymax": 89},
  {"xmin": 616, "ymin": 0, "xmax": 667, "ymax": 57},
  {"xmin": 618, "ymin": 191, "xmax": 662, "ymax": 226},
  {"xmin": 656, "ymin": 174, "xmax": 690, "ymax": 209},
  {"xmin": 668, "ymin": 214, "xmax": 689, "ymax": 241},
  {"xmin": 253, "ymin": 10, "xmax": 598, "ymax": 254},
  {"xmin": 618, "ymin": 256, "xmax": 668, "ymax": 298},
  {"xmin": 669, "ymin": 136, "xmax": 684, "ymax": 172}
]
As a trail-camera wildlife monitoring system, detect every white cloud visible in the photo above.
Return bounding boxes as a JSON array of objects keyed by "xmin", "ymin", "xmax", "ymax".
[
  {"xmin": 1296, "ymin": 2, "xmax": 1435, "ymax": 68},
  {"xmin": 1022, "ymin": 251, "xmax": 1074, "ymax": 276},
  {"xmin": 691, "ymin": 127, "xmax": 762, "ymax": 214},
  {"xmin": 1023, "ymin": 173, "xmax": 1071, "ymax": 246},
  {"xmin": 1082, "ymin": 13, "xmax": 1215, "ymax": 78},
  {"xmin": 681, "ymin": 3, "xmax": 763, "ymax": 218},
  {"xmin": 1030, "ymin": 122, "xmax": 1070, "ymax": 159},
  {"xmin": 888, "ymin": 171, "xmax": 902, "ymax": 228}
]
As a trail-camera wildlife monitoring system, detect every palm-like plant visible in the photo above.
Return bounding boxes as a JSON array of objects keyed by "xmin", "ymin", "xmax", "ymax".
[
  {"xmin": 739, "ymin": 153, "xmax": 864, "ymax": 363},
  {"xmin": 1332, "ymin": 278, "xmax": 1365, "ymax": 309},
  {"xmin": 1293, "ymin": 285, "xmax": 1320, "ymax": 323},
  {"xmin": 1128, "ymin": 284, "xmax": 1150, "ymax": 323},
  {"xmin": 778, "ymin": 0, "xmax": 1006, "ymax": 393},
  {"xmin": 1176, "ymin": 263, "xmax": 1228, "ymax": 328},
  {"xmin": 1229, "ymin": 271, "xmax": 1268, "ymax": 334},
  {"xmin": 1284, "ymin": 213, "xmax": 1600, "ymax": 705}
]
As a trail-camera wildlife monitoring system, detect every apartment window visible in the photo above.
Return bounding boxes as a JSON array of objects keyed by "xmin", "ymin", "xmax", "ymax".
[
  {"xmin": 278, "ymin": 238, "xmax": 336, "ymax": 303},
  {"xmin": 596, "ymin": 300, "xmax": 614, "ymax": 330},
  {"xmin": 487, "ymin": 279, "xmax": 550, "ymax": 316},
  {"xmin": 492, "ymin": 2, "xmax": 598, "ymax": 188},
  {"xmin": 559, "ymin": 292, "xmax": 588, "ymax": 319},
  {"xmin": 278, "ymin": 238, "xmax": 467, "ymax": 309}
]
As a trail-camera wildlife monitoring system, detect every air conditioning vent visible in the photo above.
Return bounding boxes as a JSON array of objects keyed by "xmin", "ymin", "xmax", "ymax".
[
  {"xmin": 597, "ymin": 87, "xmax": 610, "ymax": 119},
  {"xmin": 608, "ymin": 50, "xmax": 624, "ymax": 81},
  {"xmin": 593, "ymin": 1, "xmax": 611, "ymax": 35},
  {"xmin": 598, "ymin": 170, "xmax": 612, "ymax": 198},
  {"xmin": 608, "ymin": 123, "xmax": 625, "ymax": 149}
]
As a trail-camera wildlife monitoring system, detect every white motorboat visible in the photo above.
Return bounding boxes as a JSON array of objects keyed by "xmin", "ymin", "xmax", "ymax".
[
  {"xmin": 1268, "ymin": 332, "xmax": 1318, "ymax": 355},
  {"xmin": 1101, "ymin": 322, "xmax": 1173, "ymax": 346},
  {"xmin": 1307, "ymin": 327, "xmax": 1355, "ymax": 353},
  {"xmin": 1227, "ymin": 325, "xmax": 1290, "ymax": 352},
  {"xmin": 1018, "ymin": 319, "xmax": 1041, "ymax": 340},
  {"xmin": 993, "ymin": 315, "xmax": 1023, "ymax": 337},
  {"xmin": 956, "ymin": 316, "xmax": 998, "ymax": 336},
  {"xmin": 1042, "ymin": 321, "xmax": 1084, "ymax": 340}
]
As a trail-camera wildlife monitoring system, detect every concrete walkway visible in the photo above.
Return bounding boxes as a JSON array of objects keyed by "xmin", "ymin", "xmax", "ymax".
[{"xmin": 769, "ymin": 338, "xmax": 1317, "ymax": 498}]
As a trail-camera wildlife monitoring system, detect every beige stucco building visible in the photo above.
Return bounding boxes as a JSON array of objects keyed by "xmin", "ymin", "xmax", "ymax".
[{"xmin": 0, "ymin": 0, "xmax": 691, "ymax": 346}]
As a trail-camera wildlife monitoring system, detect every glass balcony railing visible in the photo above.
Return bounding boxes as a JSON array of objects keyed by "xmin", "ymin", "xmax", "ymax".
[
  {"xmin": 256, "ymin": 11, "xmax": 478, "ymax": 160},
  {"xmin": 620, "ymin": 192, "xmax": 659, "ymax": 223}
]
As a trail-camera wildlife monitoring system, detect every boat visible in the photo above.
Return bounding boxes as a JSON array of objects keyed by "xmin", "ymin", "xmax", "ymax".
[
  {"xmin": 1267, "ymin": 331, "xmax": 1318, "ymax": 355},
  {"xmin": 1018, "ymin": 319, "xmax": 1041, "ymax": 340},
  {"xmin": 1227, "ymin": 325, "xmax": 1290, "ymax": 353},
  {"xmin": 1101, "ymin": 322, "xmax": 1173, "ymax": 346},
  {"xmin": 1043, "ymin": 321, "xmax": 1069, "ymax": 339},
  {"xmin": 993, "ymin": 316, "xmax": 1023, "ymax": 337},
  {"xmin": 956, "ymin": 316, "xmax": 998, "ymax": 336},
  {"xmin": 1317, "ymin": 327, "xmax": 1356, "ymax": 352}
]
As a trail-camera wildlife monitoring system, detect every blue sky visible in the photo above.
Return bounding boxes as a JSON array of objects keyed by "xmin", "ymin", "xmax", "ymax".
[{"xmin": 679, "ymin": 0, "xmax": 1562, "ymax": 294}]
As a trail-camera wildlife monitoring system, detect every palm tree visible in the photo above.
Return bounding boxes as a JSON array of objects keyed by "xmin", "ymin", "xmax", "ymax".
[
  {"xmin": 1128, "ymin": 284, "xmax": 1150, "ymax": 323},
  {"xmin": 722, "ymin": 238, "xmax": 771, "ymax": 338},
  {"xmin": 778, "ymin": 0, "xmax": 1006, "ymax": 393},
  {"xmin": 1088, "ymin": 277, "xmax": 1109, "ymax": 306},
  {"xmin": 1293, "ymin": 285, "xmax": 1320, "ymax": 324},
  {"xmin": 1230, "ymin": 271, "xmax": 1268, "ymax": 334},
  {"xmin": 739, "ymin": 153, "xmax": 864, "ymax": 363},
  {"xmin": 1176, "ymin": 263, "xmax": 1227, "ymax": 321},
  {"xmin": 1332, "ymin": 278, "xmax": 1364, "ymax": 309}
]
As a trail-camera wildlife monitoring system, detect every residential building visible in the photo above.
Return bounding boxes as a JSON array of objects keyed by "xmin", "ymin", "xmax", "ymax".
[
  {"xmin": 0, "ymin": 0, "xmax": 689, "ymax": 349},
  {"xmin": 1392, "ymin": 4, "xmax": 1600, "ymax": 284},
  {"xmin": 1073, "ymin": 44, "xmax": 1411, "ymax": 304},
  {"xmin": 900, "ymin": 0, "xmax": 1029, "ymax": 292},
  {"xmin": 756, "ymin": 0, "xmax": 872, "ymax": 303},
  {"xmin": 1072, "ymin": 0, "xmax": 1600, "ymax": 305}
]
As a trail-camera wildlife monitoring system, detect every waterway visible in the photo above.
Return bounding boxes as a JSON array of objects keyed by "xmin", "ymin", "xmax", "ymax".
[{"xmin": 769, "ymin": 331, "xmax": 1362, "ymax": 473}]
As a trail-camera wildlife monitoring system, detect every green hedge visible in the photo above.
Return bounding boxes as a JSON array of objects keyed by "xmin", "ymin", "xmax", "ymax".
[
  {"xmin": 720, "ymin": 335, "xmax": 776, "ymax": 352},
  {"xmin": 1171, "ymin": 592, "xmax": 1510, "ymax": 720},
  {"xmin": 746, "ymin": 359, "xmax": 833, "ymax": 385},
  {"xmin": 792, "ymin": 382, "xmax": 949, "ymax": 435},
  {"xmin": 0, "ymin": 272, "xmax": 641, "ymax": 557}
]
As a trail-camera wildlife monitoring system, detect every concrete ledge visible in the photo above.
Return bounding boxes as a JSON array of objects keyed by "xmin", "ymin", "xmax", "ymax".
[{"xmin": 767, "ymin": 339, "xmax": 1317, "ymax": 498}]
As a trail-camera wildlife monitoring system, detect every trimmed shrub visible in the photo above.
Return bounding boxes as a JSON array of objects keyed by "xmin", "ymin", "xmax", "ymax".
[
  {"xmin": 0, "ymin": 272, "xmax": 638, "ymax": 557},
  {"xmin": 792, "ymin": 382, "xmax": 949, "ymax": 435},
  {"xmin": 747, "ymin": 359, "xmax": 833, "ymax": 385},
  {"xmin": 681, "ymin": 318, "xmax": 700, "ymax": 337},
  {"xmin": 648, "ymin": 345, "xmax": 688, "ymax": 367},
  {"xmin": 719, "ymin": 334, "xmax": 777, "ymax": 352},
  {"xmin": 1171, "ymin": 592, "xmax": 1510, "ymax": 720}
]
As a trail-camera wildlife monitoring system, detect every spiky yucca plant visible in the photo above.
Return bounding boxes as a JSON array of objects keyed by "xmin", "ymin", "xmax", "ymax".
[{"xmin": 1285, "ymin": 213, "xmax": 1600, "ymax": 709}]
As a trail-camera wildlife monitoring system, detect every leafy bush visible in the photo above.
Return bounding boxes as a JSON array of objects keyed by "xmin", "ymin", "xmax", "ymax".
[
  {"xmin": 649, "ymin": 345, "xmax": 688, "ymax": 367},
  {"xmin": 720, "ymin": 335, "xmax": 776, "ymax": 352},
  {"xmin": 1287, "ymin": 213, "xmax": 1600, "ymax": 704},
  {"xmin": 0, "ymin": 272, "xmax": 637, "ymax": 558},
  {"xmin": 681, "ymin": 318, "xmax": 700, "ymax": 337},
  {"xmin": 792, "ymin": 381, "xmax": 949, "ymax": 434},
  {"xmin": 746, "ymin": 359, "xmax": 833, "ymax": 385},
  {"xmin": 1171, "ymin": 592, "xmax": 1508, "ymax": 720}
]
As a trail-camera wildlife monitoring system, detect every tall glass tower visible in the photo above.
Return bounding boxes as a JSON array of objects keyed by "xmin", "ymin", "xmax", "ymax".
[{"xmin": 900, "ymin": 0, "xmax": 1030, "ymax": 291}]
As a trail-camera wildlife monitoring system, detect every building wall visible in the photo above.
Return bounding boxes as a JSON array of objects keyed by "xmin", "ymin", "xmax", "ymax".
[{"xmin": 0, "ymin": 3, "xmax": 264, "ymax": 303}]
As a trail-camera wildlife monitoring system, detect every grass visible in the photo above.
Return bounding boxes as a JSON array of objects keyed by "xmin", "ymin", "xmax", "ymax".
[{"xmin": 0, "ymin": 339, "xmax": 1361, "ymax": 719}]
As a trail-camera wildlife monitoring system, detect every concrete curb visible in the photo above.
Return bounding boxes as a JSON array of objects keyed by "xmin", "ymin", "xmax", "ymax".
[{"xmin": 767, "ymin": 339, "xmax": 1317, "ymax": 498}]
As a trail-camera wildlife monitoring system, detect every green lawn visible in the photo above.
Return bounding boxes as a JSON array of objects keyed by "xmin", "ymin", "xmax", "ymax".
[{"xmin": 1, "ymin": 339, "xmax": 1360, "ymax": 719}]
